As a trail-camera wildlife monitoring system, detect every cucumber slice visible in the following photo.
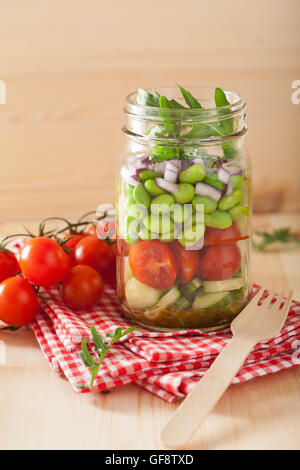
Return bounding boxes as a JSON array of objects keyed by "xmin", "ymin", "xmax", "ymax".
[
  {"xmin": 125, "ymin": 277, "xmax": 161, "ymax": 309},
  {"xmin": 180, "ymin": 277, "xmax": 202, "ymax": 301},
  {"xmin": 173, "ymin": 296, "xmax": 191, "ymax": 312},
  {"xmin": 124, "ymin": 257, "xmax": 133, "ymax": 284},
  {"xmin": 193, "ymin": 291, "xmax": 230, "ymax": 309},
  {"xmin": 154, "ymin": 287, "xmax": 181, "ymax": 309},
  {"xmin": 144, "ymin": 287, "xmax": 181, "ymax": 319},
  {"xmin": 203, "ymin": 278, "xmax": 243, "ymax": 293}
]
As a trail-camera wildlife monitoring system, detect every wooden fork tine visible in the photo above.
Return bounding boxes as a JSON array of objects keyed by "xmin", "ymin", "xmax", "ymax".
[
  {"xmin": 271, "ymin": 292, "xmax": 284, "ymax": 308},
  {"xmin": 260, "ymin": 290, "xmax": 274, "ymax": 307},
  {"xmin": 280, "ymin": 290, "xmax": 293, "ymax": 315}
]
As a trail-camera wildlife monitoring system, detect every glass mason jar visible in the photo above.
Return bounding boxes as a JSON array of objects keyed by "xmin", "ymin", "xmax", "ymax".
[{"xmin": 116, "ymin": 86, "xmax": 251, "ymax": 331}]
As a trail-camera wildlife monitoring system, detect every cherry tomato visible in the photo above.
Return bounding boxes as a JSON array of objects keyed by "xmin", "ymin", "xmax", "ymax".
[
  {"xmin": 60, "ymin": 265, "xmax": 103, "ymax": 311},
  {"xmin": 129, "ymin": 240, "xmax": 177, "ymax": 290},
  {"xmin": 198, "ymin": 243, "xmax": 241, "ymax": 281},
  {"xmin": 62, "ymin": 233, "xmax": 89, "ymax": 268},
  {"xmin": 0, "ymin": 277, "xmax": 40, "ymax": 326},
  {"xmin": 171, "ymin": 241, "xmax": 199, "ymax": 284},
  {"xmin": 75, "ymin": 235, "xmax": 116, "ymax": 280},
  {"xmin": 20, "ymin": 237, "xmax": 70, "ymax": 287},
  {"xmin": 204, "ymin": 223, "xmax": 248, "ymax": 246},
  {"xmin": 0, "ymin": 251, "xmax": 20, "ymax": 283}
]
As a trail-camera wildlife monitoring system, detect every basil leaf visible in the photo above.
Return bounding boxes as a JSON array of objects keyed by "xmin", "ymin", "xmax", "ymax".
[
  {"xmin": 215, "ymin": 87, "xmax": 234, "ymax": 136},
  {"xmin": 176, "ymin": 83, "xmax": 202, "ymax": 109},
  {"xmin": 137, "ymin": 88, "xmax": 160, "ymax": 107}
]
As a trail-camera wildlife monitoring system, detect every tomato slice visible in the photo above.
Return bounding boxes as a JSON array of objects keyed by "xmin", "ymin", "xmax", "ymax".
[
  {"xmin": 129, "ymin": 240, "xmax": 177, "ymax": 290},
  {"xmin": 204, "ymin": 223, "xmax": 249, "ymax": 246},
  {"xmin": 198, "ymin": 243, "xmax": 241, "ymax": 281},
  {"xmin": 171, "ymin": 241, "xmax": 199, "ymax": 284}
]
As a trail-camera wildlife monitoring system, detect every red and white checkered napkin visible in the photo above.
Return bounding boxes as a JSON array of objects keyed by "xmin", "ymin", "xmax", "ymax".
[{"xmin": 32, "ymin": 283, "xmax": 300, "ymax": 403}]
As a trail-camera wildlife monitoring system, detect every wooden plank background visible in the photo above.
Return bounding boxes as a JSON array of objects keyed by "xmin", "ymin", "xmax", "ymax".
[{"xmin": 0, "ymin": 0, "xmax": 300, "ymax": 223}]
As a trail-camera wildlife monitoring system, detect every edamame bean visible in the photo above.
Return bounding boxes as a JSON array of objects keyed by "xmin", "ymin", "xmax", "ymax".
[
  {"xmin": 178, "ymin": 223, "xmax": 205, "ymax": 247},
  {"xmin": 151, "ymin": 194, "xmax": 175, "ymax": 215},
  {"xmin": 143, "ymin": 214, "xmax": 174, "ymax": 234},
  {"xmin": 139, "ymin": 225, "xmax": 158, "ymax": 240},
  {"xmin": 126, "ymin": 184, "xmax": 135, "ymax": 205},
  {"xmin": 218, "ymin": 189, "xmax": 243, "ymax": 211},
  {"xmin": 127, "ymin": 203, "xmax": 148, "ymax": 219},
  {"xmin": 144, "ymin": 179, "xmax": 167, "ymax": 196},
  {"xmin": 228, "ymin": 204, "xmax": 250, "ymax": 220},
  {"xmin": 179, "ymin": 163, "xmax": 205, "ymax": 184},
  {"xmin": 125, "ymin": 215, "xmax": 141, "ymax": 244},
  {"xmin": 139, "ymin": 170, "xmax": 162, "ymax": 181},
  {"xmin": 231, "ymin": 175, "xmax": 244, "ymax": 190},
  {"xmin": 204, "ymin": 172, "xmax": 225, "ymax": 191},
  {"xmin": 192, "ymin": 195, "xmax": 217, "ymax": 214},
  {"xmin": 204, "ymin": 210, "xmax": 232, "ymax": 229},
  {"xmin": 133, "ymin": 184, "xmax": 151, "ymax": 208},
  {"xmin": 170, "ymin": 203, "xmax": 192, "ymax": 223},
  {"xmin": 172, "ymin": 183, "xmax": 194, "ymax": 204}
]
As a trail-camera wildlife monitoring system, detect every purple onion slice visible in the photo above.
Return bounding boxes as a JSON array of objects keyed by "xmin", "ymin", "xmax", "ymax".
[
  {"xmin": 218, "ymin": 167, "xmax": 230, "ymax": 184},
  {"xmin": 164, "ymin": 161, "xmax": 180, "ymax": 183},
  {"xmin": 224, "ymin": 179, "xmax": 233, "ymax": 196},
  {"xmin": 228, "ymin": 167, "xmax": 242, "ymax": 176},
  {"xmin": 155, "ymin": 178, "xmax": 178, "ymax": 193},
  {"xmin": 195, "ymin": 182, "xmax": 222, "ymax": 202},
  {"xmin": 121, "ymin": 168, "xmax": 140, "ymax": 186}
]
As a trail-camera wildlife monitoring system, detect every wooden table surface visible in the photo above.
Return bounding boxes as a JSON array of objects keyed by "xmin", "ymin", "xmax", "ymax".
[{"xmin": 0, "ymin": 213, "xmax": 300, "ymax": 450}]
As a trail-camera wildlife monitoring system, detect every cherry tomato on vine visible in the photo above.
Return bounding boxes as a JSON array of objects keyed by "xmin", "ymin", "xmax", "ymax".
[
  {"xmin": 60, "ymin": 265, "xmax": 103, "ymax": 311},
  {"xmin": 0, "ymin": 277, "xmax": 40, "ymax": 326},
  {"xmin": 61, "ymin": 233, "xmax": 89, "ymax": 268},
  {"xmin": 129, "ymin": 240, "xmax": 177, "ymax": 290},
  {"xmin": 0, "ymin": 251, "xmax": 20, "ymax": 283},
  {"xmin": 171, "ymin": 241, "xmax": 199, "ymax": 285},
  {"xmin": 20, "ymin": 237, "xmax": 71, "ymax": 287},
  {"xmin": 198, "ymin": 243, "xmax": 241, "ymax": 281},
  {"xmin": 75, "ymin": 235, "xmax": 116, "ymax": 280}
]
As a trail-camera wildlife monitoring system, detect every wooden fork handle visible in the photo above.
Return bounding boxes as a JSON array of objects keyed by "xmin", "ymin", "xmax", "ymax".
[{"xmin": 161, "ymin": 335, "xmax": 255, "ymax": 448}]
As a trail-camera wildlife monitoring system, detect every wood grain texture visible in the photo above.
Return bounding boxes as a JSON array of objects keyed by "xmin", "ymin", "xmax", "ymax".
[
  {"xmin": 0, "ymin": 0, "xmax": 300, "ymax": 222},
  {"xmin": 0, "ymin": 213, "xmax": 299, "ymax": 450}
]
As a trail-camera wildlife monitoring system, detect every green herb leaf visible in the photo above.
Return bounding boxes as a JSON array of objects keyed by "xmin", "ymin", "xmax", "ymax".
[
  {"xmin": 215, "ymin": 87, "xmax": 230, "ymax": 107},
  {"xmin": 176, "ymin": 83, "xmax": 202, "ymax": 109},
  {"xmin": 80, "ymin": 338, "xmax": 96, "ymax": 369},
  {"xmin": 215, "ymin": 87, "xmax": 234, "ymax": 136},
  {"xmin": 137, "ymin": 88, "xmax": 160, "ymax": 107},
  {"xmin": 252, "ymin": 228, "xmax": 293, "ymax": 251},
  {"xmin": 91, "ymin": 325, "xmax": 105, "ymax": 353},
  {"xmin": 150, "ymin": 144, "xmax": 180, "ymax": 162},
  {"xmin": 77, "ymin": 325, "xmax": 138, "ymax": 390}
]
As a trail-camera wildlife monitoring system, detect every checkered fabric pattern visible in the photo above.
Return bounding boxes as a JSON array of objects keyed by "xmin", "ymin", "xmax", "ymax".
[{"xmin": 30, "ymin": 281, "xmax": 300, "ymax": 402}]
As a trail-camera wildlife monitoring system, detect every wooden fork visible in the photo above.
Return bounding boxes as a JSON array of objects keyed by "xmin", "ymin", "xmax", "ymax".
[{"xmin": 161, "ymin": 288, "xmax": 293, "ymax": 448}]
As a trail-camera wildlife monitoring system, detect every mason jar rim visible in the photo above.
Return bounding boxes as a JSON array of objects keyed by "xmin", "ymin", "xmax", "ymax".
[{"xmin": 125, "ymin": 86, "xmax": 245, "ymax": 118}]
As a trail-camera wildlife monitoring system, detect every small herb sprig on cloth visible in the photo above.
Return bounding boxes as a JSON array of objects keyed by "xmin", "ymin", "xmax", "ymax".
[
  {"xmin": 77, "ymin": 325, "xmax": 137, "ymax": 390},
  {"xmin": 253, "ymin": 228, "xmax": 300, "ymax": 251}
]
